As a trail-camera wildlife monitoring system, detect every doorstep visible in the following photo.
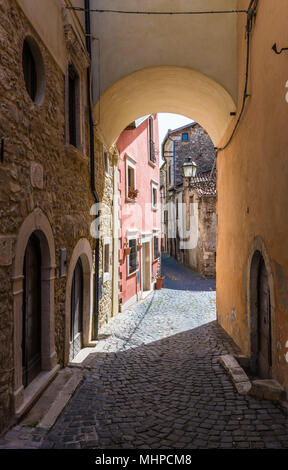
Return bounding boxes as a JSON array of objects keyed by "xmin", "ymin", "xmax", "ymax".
[
  {"xmin": 15, "ymin": 364, "xmax": 60, "ymax": 420},
  {"xmin": 219, "ymin": 354, "xmax": 287, "ymax": 401}
]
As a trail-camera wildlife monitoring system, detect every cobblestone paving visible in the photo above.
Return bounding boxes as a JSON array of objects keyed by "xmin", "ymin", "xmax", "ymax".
[
  {"xmin": 1, "ymin": 256, "xmax": 288, "ymax": 449},
  {"xmin": 40, "ymin": 257, "xmax": 288, "ymax": 449}
]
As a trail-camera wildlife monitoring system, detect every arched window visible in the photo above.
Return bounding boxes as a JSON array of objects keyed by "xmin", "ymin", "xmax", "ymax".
[{"xmin": 22, "ymin": 37, "xmax": 45, "ymax": 105}]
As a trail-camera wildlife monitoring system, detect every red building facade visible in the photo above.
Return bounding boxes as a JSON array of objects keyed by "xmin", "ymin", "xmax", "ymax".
[{"xmin": 117, "ymin": 115, "xmax": 161, "ymax": 310}]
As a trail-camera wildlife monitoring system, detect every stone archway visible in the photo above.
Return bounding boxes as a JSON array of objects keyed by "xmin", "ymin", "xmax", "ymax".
[
  {"xmin": 94, "ymin": 66, "xmax": 236, "ymax": 148},
  {"xmin": 64, "ymin": 239, "xmax": 93, "ymax": 365},
  {"xmin": 247, "ymin": 236, "xmax": 276, "ymax": 378},
  {"xmin": 12, "ymin": 208, "xmax": 58, "ymax": 416}
]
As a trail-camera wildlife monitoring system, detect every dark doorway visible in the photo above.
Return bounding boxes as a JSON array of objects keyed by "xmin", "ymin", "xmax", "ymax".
[
  {"xmin": 70, "ymin": 258, "xmax": 84, "ymax": 360},
  {"xmin": 257, "ymin": 256, "xmax": 272, "ymax": 378},
  {"xmin": 250, "ymin": 251, "xmax": 272, "ymax": 379},
  {"xmin": 22, "ymin": 234, "xmax": 42, "ymax": 388}
]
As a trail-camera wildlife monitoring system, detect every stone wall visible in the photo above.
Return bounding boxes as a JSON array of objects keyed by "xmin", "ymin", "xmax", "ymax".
[
  {"xmin": 171, "ymin": 124, "xmax": 215, "ymax": 186},
  {"xmin": 198, "ymin": 196, "xmax": 216, "ymax": 277},
  {"xmin": 97, "ymin": 146, "xmax": 114, "ymax": 328},
  {"xmin": 0, "ymin": 0, "xmax": 98, "ymax": 434}
]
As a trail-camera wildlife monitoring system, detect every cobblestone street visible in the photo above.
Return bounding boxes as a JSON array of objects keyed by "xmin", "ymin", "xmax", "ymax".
[{"xmin": 1, "ymin": 256, "xmax": 288, "ymax": 449}]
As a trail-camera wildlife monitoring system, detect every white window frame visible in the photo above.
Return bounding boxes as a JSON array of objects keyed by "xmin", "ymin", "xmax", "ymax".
[
  {"xmin": 151, "ymin": 180, "xmax": 158, "ymax": 211},
  {"xmin": 126, "ymin": 229, "xmax": 139, "ymax": 277},
  {"xmin": 103, "ymin": 237, "xmax": 112, "ymax": 282},
  {"xmin": 125, "ymin": 154, "xmax": 137, "ymax": 202}
]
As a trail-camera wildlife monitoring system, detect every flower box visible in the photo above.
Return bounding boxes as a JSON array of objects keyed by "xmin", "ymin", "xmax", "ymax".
[{"xmin": 128, "ymin": 187, "xmax": 139, "ymax": 200}]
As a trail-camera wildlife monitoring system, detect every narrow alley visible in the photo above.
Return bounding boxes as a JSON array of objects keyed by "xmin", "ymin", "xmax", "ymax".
[{"xmin": 1, "ymin": 256, "xmax": 287, "ymax": 450}]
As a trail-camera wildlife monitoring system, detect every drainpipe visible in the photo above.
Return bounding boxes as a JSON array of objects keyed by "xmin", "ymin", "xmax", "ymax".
[{"xmin": 85, "ymin": 0, "xmax": 100, "ymax": 340}]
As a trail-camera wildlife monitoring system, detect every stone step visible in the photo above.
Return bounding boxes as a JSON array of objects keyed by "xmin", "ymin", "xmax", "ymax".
[
  {"xmin": 249, "ymin": 379, "xmax": 286, "ymax": 401},
  {"xmin": 20, "ymin": 368, "xmax": 83, "ymax": 429}
]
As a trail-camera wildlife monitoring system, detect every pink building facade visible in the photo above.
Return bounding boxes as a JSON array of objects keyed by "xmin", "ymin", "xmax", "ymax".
[{"xmin": 117, "ymin": 115, "xmax": 161, "ymax": 311}]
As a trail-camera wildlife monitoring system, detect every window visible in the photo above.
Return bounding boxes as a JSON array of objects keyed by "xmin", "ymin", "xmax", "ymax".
[
  {"xmin": 164, "ymin": 210, "xmax": 168, "ymax": 224},
  {"xmin": 126, "ymin": 155, "xmax": 137, "ymax": 201},
  {"xmin": 22, "ymin": 37, "xmax": 45, "ymax": 105},
  {"xmin": 23, "ymin": 40, "xmax": 37, "ymax": 101},
  {"xmin": 128, "ymin": 239, "xmax": 138, "ymax": 275},
  {"xmin": 151, "ymin": 181, "xmax": 158, "ymax": 210},
  {"xmin": 103, "ymin": 239, "xmax": 112, "ymax": 282},
  {"xmin": 68, "ymin": 64, "xmax": 80, "ymax": 147},
  {"xmin": 128, "ymin": 167, "xmax": 135, "ymax": 189},
  {"xmin": 148, "ymin": 116, "xmax": 156, "ymax": 163},
  {"xmin": 153, "ymin": 236, "xmax": 160, "ymax": 261},
  {"xmin": 182, "ymin": 133, "xmax": 188, "ymax": 141},
  {"xmin": 168, "ymin": 163, "xmax": 172, "ymax": 186}
]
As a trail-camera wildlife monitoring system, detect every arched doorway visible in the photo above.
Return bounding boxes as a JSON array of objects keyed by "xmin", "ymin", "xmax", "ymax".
[
  {"xmin": 65, "ymin": 239, "xmax": 93, "ymax": 365},
  {"xmin": 13, "ymin": 209, "xmax": 58, "ymax": 414},
  {"xmin": 22, "ymin": 233, "xmax": 42, "ymax": 388},
  {"xmin": 250, "ymin": 250, "xmax": 272, "ymax": 379},
  {"xmin": 69, "ymin": 258, "xmax": 84, "ymax": 361}
]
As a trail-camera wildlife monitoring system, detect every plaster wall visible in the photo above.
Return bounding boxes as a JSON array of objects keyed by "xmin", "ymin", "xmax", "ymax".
[
  {"xmin": 117, "ymin": 116, "xmax": 161, "ymax": 306},
  {"xmin": 217, "ymin": 0, "xmax": 288, "ymax": 393}
]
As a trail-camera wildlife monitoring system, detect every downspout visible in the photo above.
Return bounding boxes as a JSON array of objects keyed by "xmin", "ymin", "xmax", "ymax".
[{"xmin": 85, "ymin": 0, "xmax": 100, "ymax": 340}]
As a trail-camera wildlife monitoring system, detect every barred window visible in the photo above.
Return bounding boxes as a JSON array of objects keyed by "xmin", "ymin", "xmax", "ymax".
[{"xmin": 128, "ymin": 239, "xmax": 138, "ymax": 274}]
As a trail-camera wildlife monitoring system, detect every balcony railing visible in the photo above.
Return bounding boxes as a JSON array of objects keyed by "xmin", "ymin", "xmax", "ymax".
[{"xmin": 149, "ymin": 139, "xmax": 156, "ymax": 164}]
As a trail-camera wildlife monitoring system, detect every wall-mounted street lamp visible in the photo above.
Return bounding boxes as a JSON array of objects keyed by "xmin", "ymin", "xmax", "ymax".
[
  {"xmin": 272, "ymin": 43, "xmax": 288, "ymax": 55},
  {"xmin": 183, "ymin": 159, "xmax": 197, "ymax": 179}
]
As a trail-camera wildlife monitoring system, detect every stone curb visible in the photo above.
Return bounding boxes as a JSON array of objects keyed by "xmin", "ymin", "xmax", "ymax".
[
  {"xmin": 37, "ymin": 371, "xmax": 83, "ymax": 430},
  {"xmin": 219, "ymin": 355, "xmax": 252, "ymax": 395}
]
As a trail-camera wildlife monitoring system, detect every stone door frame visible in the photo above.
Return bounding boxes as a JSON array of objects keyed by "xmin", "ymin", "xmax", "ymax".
[
  {"xmin": 64, "ymin": 238, "xmax": 93, "ymax": 365},
  {"xmin": 247, "ymin": 236, "xmax": 276, "ymax": 376},
  {"xmin": 12, "ymin": 209, "xmax": 58, "ymax": 415}
]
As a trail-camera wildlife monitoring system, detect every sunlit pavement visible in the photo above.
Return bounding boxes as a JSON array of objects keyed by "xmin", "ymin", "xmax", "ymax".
[{"xmin": 1, "ymin": 256, "xmax": 288, "ymax": 449}]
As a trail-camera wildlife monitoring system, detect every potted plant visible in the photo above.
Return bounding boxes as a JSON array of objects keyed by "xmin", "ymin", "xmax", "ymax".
[
  {"xmin": 128, "ymin": 187, "xmax": 139, "ymax": 200},
  {"xmin": 155, "ymin": 275, "xmax": 165, "ymax": 290},
  {"xmin": 124, "ymin": 245, "xmax": 131, "ymax": 256}
]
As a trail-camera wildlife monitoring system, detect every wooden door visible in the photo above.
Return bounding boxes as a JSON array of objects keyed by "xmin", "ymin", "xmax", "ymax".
[
  {"xmin": 143, "ymin": 242, "xmax": 151, "ymax": 292},
  {"xmin": 70, "ymin": 258, "xmax": 83, "ymax": 360},
  {"xmin": 257, "ymin": 258, "xmax": 272, "ymax": 378},
  {"xmin": 22, "ymin": 234, "xmax": 42, "ymax": 388}
]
